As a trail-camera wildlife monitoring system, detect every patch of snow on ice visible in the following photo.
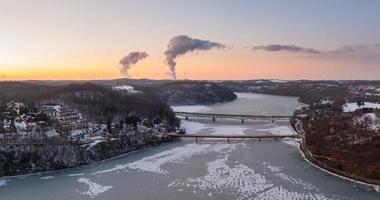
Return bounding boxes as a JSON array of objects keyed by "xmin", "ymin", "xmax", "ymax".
[
  {"xmin": 258, "ymin": 126, "xmax": 295, "ymax": 136},
  {"xmin": 281, "ymin": 138, "xmax": 300, "ymax": 148},
  {"xmin": 93, "ymin": 143, "xmax": 244, "ymax": 175},
  {"xmin": 92, "ymin": 164, "xmax": 129, "ymax": 175},
  {"xmin": 0, "ymin": 179, "xmax": 8, "ymax": 186},
  {"xmin": 263, "ymin": 162, "xmax": 315, "ymax": 190},
  {"xmin": 255, "ymin": 187, "xmax": 327, "ymax": 200},
  {"xmin": 68, "ymin": 173, "xmax": 84, "ymax": 177},
  {"xmin": 374, "ymin": 185, "xmax": 380, "ymax": 193},
  {"xmin": 77, "ymin": 178, "xmax": 113, "ymax": 198},
  {"xmin": 40, "ymin": 176, "xmax": 54, "ymax": 180},
  {"xmin": 169, "ymin": 155, "xmax": 273, "ymax": 200},
  {"xmin": 124, "ymin": 143, "xmax": 243, "ymax": 174},
  {"xmin": 169, "ymin": 158, "xmax": 331, "ymax": 199}
]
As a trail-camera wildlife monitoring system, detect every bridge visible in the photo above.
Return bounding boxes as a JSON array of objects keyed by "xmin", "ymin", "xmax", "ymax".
[
  {"xmin": 174, "ymin": 111, "xmax": 292, "ymax": 123},
  {"xmin": 167, "ymin": 133, "xmax": 299, "ymax": 143}
]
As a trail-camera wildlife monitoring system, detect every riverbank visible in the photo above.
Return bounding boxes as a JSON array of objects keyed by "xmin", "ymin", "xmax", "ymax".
[
  {"xmin": 0, "ymin": 133, "xmax": 177, "ymax": 177},
  {"xmin": 293, "ymin": 120, "xmax": 380, "ymax": 189}
]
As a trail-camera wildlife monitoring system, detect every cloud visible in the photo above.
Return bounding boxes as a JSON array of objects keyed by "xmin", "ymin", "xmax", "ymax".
[
  {"xmin": 119, "ymin": 52, "xmax": 148, "ymax": 77},
  {"xmin": 165, "ymin": 35, "xmax": 225, "ymax": 80},
  {"xmin": 329, "ymin": 43, "xmax": 380, "ymax": 54},
  {"xmin": 252, "ymin": 44, "xmax": 320, "ymax": 54},
  {"xmin": 251, "ymin": 43, "xmax": 380, "ymax": 55}
]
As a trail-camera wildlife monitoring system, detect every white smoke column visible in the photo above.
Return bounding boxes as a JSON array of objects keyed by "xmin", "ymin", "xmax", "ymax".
[
  {"xmin": 164, "ymin": 35, "xmax": 225, "ymax": 80},
  {"xmin": 119, "ymin": 52, "xmax": 148, "ymax": 77}
]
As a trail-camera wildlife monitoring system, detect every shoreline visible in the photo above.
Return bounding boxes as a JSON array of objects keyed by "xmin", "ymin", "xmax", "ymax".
[
  {"xmin": 0, "ymin": 135, "xmax": 178, "ymax": 179},
  {"xmin": 0, "ymin": 140, "xmax": 180, "ymax": 181},
  {"xmin": 293, "ymin": 121, "xmax": 380, "ymax": 191}
]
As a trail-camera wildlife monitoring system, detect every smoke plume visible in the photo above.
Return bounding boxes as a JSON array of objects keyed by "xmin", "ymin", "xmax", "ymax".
[
  {"xmin": 119, "ymin": 52, "xmax": 148, "ymax": 77},
  {"xmin": 165, "ymin": 35, "xmax": 225, "ymax": 80}
]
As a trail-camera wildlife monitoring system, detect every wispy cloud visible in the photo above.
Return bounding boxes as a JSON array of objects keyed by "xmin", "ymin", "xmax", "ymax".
[
  {"xmin": 252, "ymin": 43, "xmax": 380, "ymax": 55},
  {"xmin": 329, "ymin": 43, "xmax": 380, "ymax": 54},
  {"xmin": 252, "ymin": 44, "xmax": 320, "ymax": 54}
]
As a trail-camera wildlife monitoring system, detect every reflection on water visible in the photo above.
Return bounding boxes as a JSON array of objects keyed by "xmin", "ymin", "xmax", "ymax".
[{"xmin": 0, "ymin": 93, "xmax": 378, "ymax": 200}]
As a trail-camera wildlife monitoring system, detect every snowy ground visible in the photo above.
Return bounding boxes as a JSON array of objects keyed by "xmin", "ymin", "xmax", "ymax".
[
  {"xmin": 343, "ymin": 102, "xmax": 380, "ymax": 112},
  {"xmin": 112, "ymin": 85, "xmax": 141, "ymax": 94},
  {"xmin": 355, "ymin": 113, "xmax": 380, "ymax": 131}
]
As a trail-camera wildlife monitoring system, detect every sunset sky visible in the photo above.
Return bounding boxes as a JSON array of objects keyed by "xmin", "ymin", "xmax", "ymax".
[{"xmin": 1, "ymin": 0, "xmax": 380, "ymax": 80}]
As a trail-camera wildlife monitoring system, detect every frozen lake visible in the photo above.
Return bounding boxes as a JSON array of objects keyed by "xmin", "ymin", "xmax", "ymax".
[{"xmin": 0, "ymin": 93, "xmax": 379, "ymax": 199}]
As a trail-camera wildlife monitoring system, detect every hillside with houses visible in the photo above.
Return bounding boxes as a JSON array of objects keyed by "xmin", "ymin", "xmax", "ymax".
[{"xmin": 0, "ymin": 82, "xmax": 180, "ymax": 176}]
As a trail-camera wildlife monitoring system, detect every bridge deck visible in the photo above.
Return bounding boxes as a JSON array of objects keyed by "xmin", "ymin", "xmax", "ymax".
[
  {"xmin": 168, "ymin": 133, "xmax": 299, "ymax": 139},
  {"xmin": 174, "ymin": 112, "xmax": 292, "ymax": 120}
]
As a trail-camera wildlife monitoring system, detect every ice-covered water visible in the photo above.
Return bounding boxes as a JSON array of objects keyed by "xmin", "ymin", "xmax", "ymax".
[{"xmin": 0, "ymin": 93, "xmax": 378, "ymax": 200}]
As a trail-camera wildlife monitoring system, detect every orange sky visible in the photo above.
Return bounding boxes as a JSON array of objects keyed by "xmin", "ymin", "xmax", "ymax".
[
  {"xmin": 1, "ymin": 49, "xmax": 377, "ymax": 81},
  {"xmin": 1, "ymin": 0, "xmax": 379, "ymax": 80}
]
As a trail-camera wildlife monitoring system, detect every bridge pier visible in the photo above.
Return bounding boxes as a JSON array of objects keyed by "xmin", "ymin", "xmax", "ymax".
[
  {"xmin": 195, "ymin": 137, "xmax": 198, "ymax": 143},
  {"xmin": 212, "ymin": 117, "xmax": 216, "ymax": 122},
  {"xmin": 227, "ymin": 138, "xmax": 230, "ymax": 143},
  {"xmin": 241, "ymin": 119, "xmax": 244, "ymax": 123}
]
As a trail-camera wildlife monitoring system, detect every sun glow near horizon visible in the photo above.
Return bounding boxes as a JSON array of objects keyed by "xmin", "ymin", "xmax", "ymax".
[
  {"xmin": 1, "ymin": 48, "xmax": 380, "ymax": 81},
  {"xmin": 0, "ymin": 0, "xmax": 380, "ymax": 80}
]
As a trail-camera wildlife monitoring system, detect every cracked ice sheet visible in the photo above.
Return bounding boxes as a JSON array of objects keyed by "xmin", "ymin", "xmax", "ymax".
[
  {"xmin": 168, "ymin": 157, "xmax": 333, "ymax": 200},
  {"xmin": 93, "ymin": 143, "xmax": 245, "ymax": 175}
]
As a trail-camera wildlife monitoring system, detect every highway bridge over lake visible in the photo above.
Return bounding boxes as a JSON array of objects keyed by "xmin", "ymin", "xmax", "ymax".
[
  {"xmin": 167, "ymin": 133, "xmax": 299, "ymax": 143},
  {"xmin": 174, "ymin": 111, "xmax": 293, "ymax": 123},
  {"xmin": 172, "ymin": 112, "xmax": 297, "ymax": 142}
]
